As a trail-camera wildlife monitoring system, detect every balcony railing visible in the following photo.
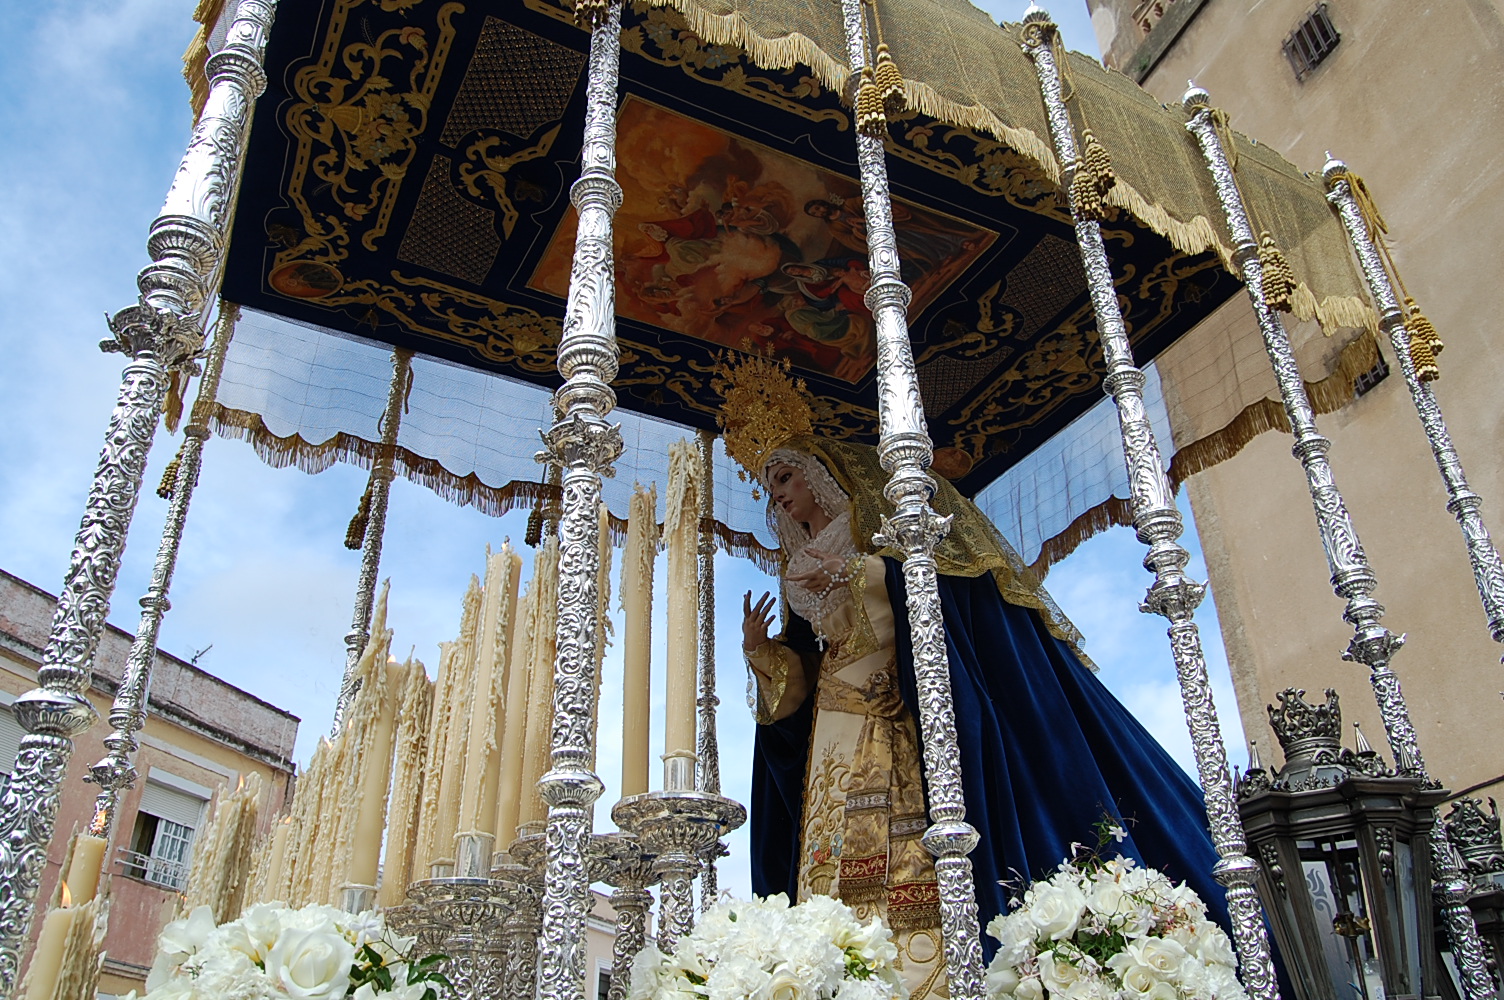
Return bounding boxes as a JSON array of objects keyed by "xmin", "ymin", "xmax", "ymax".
[{"xmin": 116, "ymin": 848, "xmax": 189, "ymax": 891}]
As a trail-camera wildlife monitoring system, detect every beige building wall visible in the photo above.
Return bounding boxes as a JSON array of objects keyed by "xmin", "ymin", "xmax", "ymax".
[
  {"xmin": 0, "ymin": 568, "xmax": 299, "ymax": 996},
  {"xmin": 1085, "ymin": 0, "xmax": 1504, "ymax": 796}
]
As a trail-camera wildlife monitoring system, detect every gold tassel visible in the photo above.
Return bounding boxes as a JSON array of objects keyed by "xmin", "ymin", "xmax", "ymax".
[
  {"xmin": 1079, "ymin": 128, "xmax": 1116, "ymax": 194},
  {"xmin": 1258, "ymin": 231, "xmax": 1296, "ymax": 312},
  {"xmin": 157, "ymin": 448, "xmax": 183, "ymax": 501},
  {"xmin": 1404, "ymin": 296, "xmax": 1443, "ymax": 355},
  {"xmin": 163, "ymin": 369, "xmax": 187, "ymax": 434},
  {"xmin": 1070, "ymin": 163, "xmax": 1105, "ymax": 222},
  {"xmin": 873, "ymin": 43, "xmax": 905, "ymax": 116},
  {"xmin": 1408, "ymin": 328, "xmax": 1440, "ymax": 382},
  {"xmin": 572, "ymin": 0, "xmax": 609, "ymax": 29},
  {"xmin": 856, "ymin": 67, "xmax": 887, "ymax": 137},
  {"xmin": 345, "ymin": 484, "xmax": 372, "ymax": 550},
  {"xmin": 524, "ymin": 505, "xmax": 544, "ymax": 548}
]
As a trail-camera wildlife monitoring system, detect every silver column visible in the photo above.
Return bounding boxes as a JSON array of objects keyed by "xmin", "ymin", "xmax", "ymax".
[
  {"xmin": 333, "ymin": 347, "xmax": 413, "ymax": 734},
  {"xmin": 695, "ymin": 428, "xmax": 723, "ymax": 910},
  {"xmin": 85, "ymin": 303, "xmax": 241, "ymax": 840},
  {"xmin": 1185, "ymin": 91, "xmax": 1497, "ymax": 1000},
  {"xmin": 1021, "ymin": 17, "xmax": 1280, "ymax": 1000},
  {"xmin": 836, "ymin": 2, "xmax": 984, "ymax": 995},
  {"xmin": 1323, "ymin": 159, "xmax": 1504, "ymax": 649},
  {"xmin": 0, "ymin": 1, "xmax": 277, "ymax": 987},
  {"xmin": 534, "ymin": 2, "xmax": 625, "ymax": 999},
  {"xmin": 1184, "ymin": 89, "xmax": 1423, "ymax": 775},
  {"xmin": 1320, "ymin": 159, "xmax": 1500, "ymax": 1000}
]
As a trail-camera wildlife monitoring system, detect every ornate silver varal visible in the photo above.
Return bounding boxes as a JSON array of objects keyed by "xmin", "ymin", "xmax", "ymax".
[
  {"xmin": 333, "ymin": 347, "xmax": 413, "ymax": 735},
  {"xmin": 594, "ymin": 832, "xmax": 659, "ymax": 1000},
  {"xmin": 0, "ymin": 2, "xmax": 277, "ymax": 987},
  {"xmin": 85, "ymin": 303, "xmax": 241, "ymax": 840},
  {"xmin": 834, "ymin": 2, "xmax": 987, "ymax": 995},
  {"xmin": 1184, "ymin": 91, "xmax": 1426, "ymax": 778},
  {"xmin": 1323, "ymin": 159, "xmax": 1504, "ymax": 650},
  {"xmin": 694, "ymin": 429, "xmax": 724, "ymax": 909},
  {"xmin": 1184, "ymin": 87, "xmax": 1498, "ymax": 1000},
  {"xmin": 532, "ymin": 4, "xmax": 626, "ymax": 999},
  {"xmin": 613, "ymin": 789, "xmax": 745, "ymax": 953},
  {"xmin": 1020, "ymin": 19, "xmax": 1280, "ymax": 1000}
]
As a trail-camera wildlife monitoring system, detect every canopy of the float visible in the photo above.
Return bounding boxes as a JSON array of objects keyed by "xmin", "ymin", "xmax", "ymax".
[{"xmin": 207, "ymin": 0, "xmax": 1378, "ymax": 568}]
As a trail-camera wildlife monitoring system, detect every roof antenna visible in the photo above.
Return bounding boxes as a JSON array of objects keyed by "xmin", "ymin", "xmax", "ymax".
[{"xmin": 190, "ymin": 643, "xmax": 213, "ymax": 666}]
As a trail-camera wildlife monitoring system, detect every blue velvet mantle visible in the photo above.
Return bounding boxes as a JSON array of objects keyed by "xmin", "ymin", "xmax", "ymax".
[{"xmin": 750, "ymin": 558, "xmax": 1231, "ymax": 957}]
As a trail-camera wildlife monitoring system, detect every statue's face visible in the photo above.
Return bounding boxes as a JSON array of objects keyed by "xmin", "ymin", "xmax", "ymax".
[{"xmin": 766, "ymin": 463, "xmax": 821, "ymax": 525}]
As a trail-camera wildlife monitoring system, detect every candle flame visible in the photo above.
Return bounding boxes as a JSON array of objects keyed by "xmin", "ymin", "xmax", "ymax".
[
  {"xmin": 236, "ymin": 774, "xmax": 246, "ymax": 792},
  {"xmin": 60, "ymin": 881, "xmax": 72, "ymax": 908}
]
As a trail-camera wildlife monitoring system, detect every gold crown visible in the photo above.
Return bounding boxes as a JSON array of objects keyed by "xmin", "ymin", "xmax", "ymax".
[{"xmin": 713, "ymin": 353, "xmax": 815, "ymax": 486}]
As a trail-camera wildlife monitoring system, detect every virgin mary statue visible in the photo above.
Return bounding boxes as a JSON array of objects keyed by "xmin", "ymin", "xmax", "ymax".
[{"xmin": 718, "ymin": 358, "xmax": 1229, "ymax": 999}]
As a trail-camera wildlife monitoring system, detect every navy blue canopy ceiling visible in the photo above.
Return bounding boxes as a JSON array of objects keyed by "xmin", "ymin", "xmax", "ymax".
[{"xmin": 220, "ymin": 0, "xmax": 1241, "ymax": 496}]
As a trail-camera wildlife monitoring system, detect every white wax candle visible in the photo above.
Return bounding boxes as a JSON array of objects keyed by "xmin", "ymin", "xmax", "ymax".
[
  {"xmin": 620, "ymin": 485, "xmax": 657, "ymax": 798},
  {"xmin": 663, "ymin": 441, "xmax": 701, "ymax": 763}
]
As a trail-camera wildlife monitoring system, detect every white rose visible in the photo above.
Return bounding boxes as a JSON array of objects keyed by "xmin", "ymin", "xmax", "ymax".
[
  {"xmin": 1038, "ymin": 953, "xmax": 1083, "ymax": 995},
  {"xmin": 158, "ymin": 906, "xmax": 218, "ymax": 959},
  {"xmin": 984, "ymin": 962, "xmax": 1021, "ymax": 997},
  {"xmin": 1026, "ymin": 883, "xmax": 1086, "ymax": 941},
  {"xmin": 1013, "ymin": 975, "xmax": 1045, "ymax": 1000},
  {"xmin": 1084, "ymin": 880, "xmax": 1127, "ymax": 921},
  {"xmin": 220, "ymin": 904, "xmax": 283, "ymax": 966},
  {"xmin": 1191, "ymin": 922, "xmax": 1237, "ymax": 968},
  {"xmin": 768, "ymin": 968, "xmax": 812, "ymax": 1000},
  {"xmin": 1117, "ymin": 963, "xmax": 1161, "ymax": 997},
  {"xmin": 267, "ymin": 926, "xmax": 357, "ymax": 1000},
  {"xmin": 1127, "ymin": 937, "xmax": 1190, "ymax": 979},
  {"xmin": 1147, "ymin": 983, "xmax": 1179, "ymax": 1000}
]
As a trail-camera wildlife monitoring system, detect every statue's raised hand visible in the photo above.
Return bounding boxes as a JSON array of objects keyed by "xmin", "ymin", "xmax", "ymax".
[{"xmin": 742, "ymin": 590, "xmax": 776, "ymax": 651}]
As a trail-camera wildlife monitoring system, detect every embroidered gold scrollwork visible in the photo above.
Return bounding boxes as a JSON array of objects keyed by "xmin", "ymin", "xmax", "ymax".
[{"xmin": 285, "ymin": 0, "xmax": 464, "ymax": 251}]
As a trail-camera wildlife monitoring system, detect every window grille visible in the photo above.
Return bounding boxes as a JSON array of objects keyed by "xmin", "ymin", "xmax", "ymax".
[
  {"xmin": 1354, "ymin": 354, "xmax": 1389, "ymax": 397},
  {"xmin": 1283, "ymin": 4, "xmax": 1340, "ymax": 80}
]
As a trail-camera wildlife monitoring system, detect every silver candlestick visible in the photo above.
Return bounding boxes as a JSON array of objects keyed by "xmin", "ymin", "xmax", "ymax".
[
  {"xmin": 1020, "ymin": 15, "xmax": 1281, "ymax": 1000},
  {"xmin": 505, "ymin": 825, "xmax": 550, "ymax": 1000},
  {"xmin": 391, "ymin": 874, "xmax": 512, "ymax": 1000},
  {"xmin": 0, "ymin": 1, "xmax": 279, "ymax": 986},
  {"xmin": 613, "ymin": 762, "xmax": 744, "ymax": 953},
  {"xmin": 593, "ymin": 831, "xmax": 659, "ymax": 1000},
  {"xmin": 1322, "ymin": 158, "xmax": 1504, "ymax": 649}
]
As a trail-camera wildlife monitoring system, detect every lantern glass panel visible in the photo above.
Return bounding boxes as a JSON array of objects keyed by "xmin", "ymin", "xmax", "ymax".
[
  {"xmin": 1394, "ymin": 840, "xmax": 1422, "ymax": 993},
  {"xmin": 1300, "ymin": 838, "xmax": 1386, "ymax": 999}
]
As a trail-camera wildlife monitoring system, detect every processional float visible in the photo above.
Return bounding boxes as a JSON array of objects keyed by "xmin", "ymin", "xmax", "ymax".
[{"xmin": 4, "ymin": 0, "xmax": 1503, "ymax": 998}]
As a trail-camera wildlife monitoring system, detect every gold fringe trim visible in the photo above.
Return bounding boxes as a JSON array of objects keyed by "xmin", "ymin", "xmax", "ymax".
[
  {"xmin": 1028, "ymin": 329, "xmax": 1381, "ymax": 574},
  {"xmin": 158, "ymin": 446, "xmax": 184, "ymax": 501},
  {"xmin": 1028, "ymin": 496, "xmax": 1134, "ymax": 577},
  {"xmin": 345, "ymin": 482, "xmax": 373, "ymax": 550},
  {"xmin": 209, "ymin": 403, "xmax": 782, "ymax": 569},
  {"xmin": 181, "ymin": 0, "xmax": 224, "ymax": 123},
  {"xmin": 1166, "ymin": 329, "xmax": 1380, "ymax": 485}
]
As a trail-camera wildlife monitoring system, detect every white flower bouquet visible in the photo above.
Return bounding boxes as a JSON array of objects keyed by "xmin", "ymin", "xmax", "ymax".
[
  {"xmin": 126, "ymin": 902, "xmax": 448, "ymax": 1000},
  {"xmin": 985, "ymin": 854, "xmax": 1247, "ymax": 1000},
  {"xmin": 630, "ymin": 894, "xmax": 908, "ymax": 1000}
]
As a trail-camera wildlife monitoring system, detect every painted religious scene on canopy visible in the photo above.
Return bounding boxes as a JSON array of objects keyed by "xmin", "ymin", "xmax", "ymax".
[{"xmin": 528, "ymin": 98, "xmax": 994, "ymax": 384}]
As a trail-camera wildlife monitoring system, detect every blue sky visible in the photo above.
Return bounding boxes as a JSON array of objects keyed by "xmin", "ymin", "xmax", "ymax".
[{"xmin": 0, "ymin": 1, "xmax": 1242, "ymax": 900}]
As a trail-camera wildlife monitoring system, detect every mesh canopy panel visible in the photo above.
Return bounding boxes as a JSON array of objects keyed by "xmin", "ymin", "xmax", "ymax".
[{"xmin": 212, "ymin": 309, "xmax": 781, "ymax": 564}]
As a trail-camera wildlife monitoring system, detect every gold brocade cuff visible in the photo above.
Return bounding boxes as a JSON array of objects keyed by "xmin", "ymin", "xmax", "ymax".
[{"xmin": 745, "ymin": 638, "xmax": 793, "ymax": 725}]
